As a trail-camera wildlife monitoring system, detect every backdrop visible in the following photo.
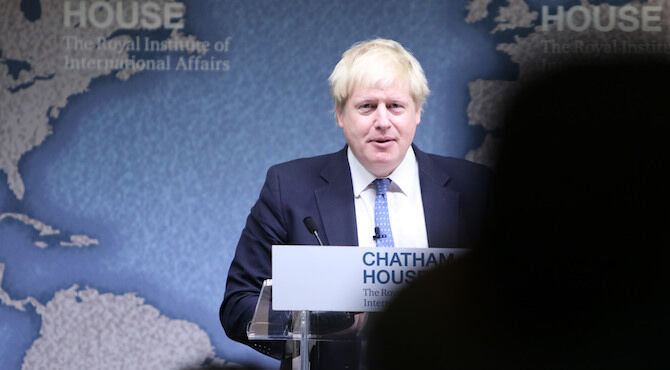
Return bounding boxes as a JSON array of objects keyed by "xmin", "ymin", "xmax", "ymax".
[{"xmin": 1, "ymin": 0, "xmax": 668, "ymax": 368}]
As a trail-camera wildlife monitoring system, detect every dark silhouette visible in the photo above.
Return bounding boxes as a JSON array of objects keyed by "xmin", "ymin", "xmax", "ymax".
[{"xmin": 367, "ymin": 57, "xmax": 670, "ymax": 370}]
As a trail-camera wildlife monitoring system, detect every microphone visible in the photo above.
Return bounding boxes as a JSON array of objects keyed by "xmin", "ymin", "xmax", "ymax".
[
  {"xmin": 303, "ymin": 216, "xmax": 324, "ymax": 246},
  {"xmin": 373, "ymin": 226, "xmax": 386, "ymax": 241}
]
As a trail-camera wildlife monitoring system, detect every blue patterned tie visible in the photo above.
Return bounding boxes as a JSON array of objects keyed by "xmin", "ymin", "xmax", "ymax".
[{"xmin": 374, "ymin": 178, "xmax": 395, "ymax": 247}]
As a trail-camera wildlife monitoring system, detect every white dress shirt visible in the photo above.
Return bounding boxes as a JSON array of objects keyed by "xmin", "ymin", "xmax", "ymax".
[{"xmin": 347, "ymin": 146, "xmax": 428, "ymax": 248}]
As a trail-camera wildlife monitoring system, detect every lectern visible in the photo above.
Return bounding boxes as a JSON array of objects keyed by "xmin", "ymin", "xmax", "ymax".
[{"xmin": 246, "ymin": 245, "xmax": 466, "ymax": 369}]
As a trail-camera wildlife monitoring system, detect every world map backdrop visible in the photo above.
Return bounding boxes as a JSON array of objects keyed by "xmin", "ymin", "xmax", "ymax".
[{"xmin": 1, "ymin": 0, "xmax": 668, "ymax": 368}]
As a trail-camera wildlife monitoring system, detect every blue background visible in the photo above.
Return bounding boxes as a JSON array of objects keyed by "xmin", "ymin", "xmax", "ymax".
[{"xmin": 0, "ymin": 0, "xmax": 524, "ymax": 368}]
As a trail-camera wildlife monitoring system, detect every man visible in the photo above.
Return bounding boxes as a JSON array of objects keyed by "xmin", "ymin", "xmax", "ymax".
[{"xmin": 220, "ymin": 39, "xmax": 490, "ymax": 369}]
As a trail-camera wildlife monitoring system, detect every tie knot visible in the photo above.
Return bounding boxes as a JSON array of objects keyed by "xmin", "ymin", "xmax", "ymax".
[{"xmin": 374, "ymin": 178, "xmax": 391, "ymax": 196}]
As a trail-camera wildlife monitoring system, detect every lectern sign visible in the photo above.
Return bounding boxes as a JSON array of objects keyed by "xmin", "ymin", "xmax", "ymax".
[{"xmin": 272, "ymin": 246, "xmax": 468, "ymax": 312}]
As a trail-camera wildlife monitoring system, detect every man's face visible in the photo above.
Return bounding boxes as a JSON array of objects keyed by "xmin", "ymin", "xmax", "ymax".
[{"xmin": 337, "ymin": 83, "xmax": 421, "ymax": 177}]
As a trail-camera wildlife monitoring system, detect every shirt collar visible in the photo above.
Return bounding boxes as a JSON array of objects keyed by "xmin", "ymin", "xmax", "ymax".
[{"xmin": 347, "ymin": 146, "xmax": 417, "ymax": 197}]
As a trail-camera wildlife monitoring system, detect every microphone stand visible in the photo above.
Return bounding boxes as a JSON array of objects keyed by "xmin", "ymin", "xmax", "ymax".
[
  {"xmin": 299, "ymin": 310, "xmax": 310, "ymax": 370},
  {"xmin": 299, "ymin": 217, "xmax": 322, "ymax": 369}
]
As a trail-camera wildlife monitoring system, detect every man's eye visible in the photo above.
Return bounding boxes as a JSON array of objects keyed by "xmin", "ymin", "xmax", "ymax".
[
  {"xmin": 359, "ymin": 103, "xmax": 375, "ymax": 112},
  {"xmin": 388, "ymin": 103, "xmax": 403, "ymax": 111}
]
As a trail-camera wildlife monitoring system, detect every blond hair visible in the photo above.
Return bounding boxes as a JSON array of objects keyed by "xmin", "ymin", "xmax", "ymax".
[{"xmin": 328, "ymin": 38, "xmax": 430, "ymax": 114}]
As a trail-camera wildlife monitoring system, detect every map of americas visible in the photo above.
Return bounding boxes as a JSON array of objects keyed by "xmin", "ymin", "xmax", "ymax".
[
  {"xmin": 1, "ymin": 263, "xmax": 221, "ymax": 369},
  {"xmin": 0, "ymin": 0, "xmax": 203, "ymax": 201},
  {"xmin": 0, "ymin": 0, "xmax": 227, "ymax": 368}
]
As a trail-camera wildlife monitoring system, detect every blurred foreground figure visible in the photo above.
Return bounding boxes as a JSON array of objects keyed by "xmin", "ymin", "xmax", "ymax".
[{"xmin": 367, "ymin": 58, "xmax": 670, "ymax": 370}]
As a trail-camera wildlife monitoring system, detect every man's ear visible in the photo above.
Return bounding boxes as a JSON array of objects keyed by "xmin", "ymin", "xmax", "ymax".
[
  {"xmin": 335, "ymin": 108, "xmax": 345, "ymax": 128},
  {"xmin": 415, "ymin": 108, "xmax": 422, "ymax": 126}
]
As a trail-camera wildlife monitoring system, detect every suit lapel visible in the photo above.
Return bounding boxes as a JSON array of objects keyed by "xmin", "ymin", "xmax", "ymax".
[
  {"xmin": 314, "ymin": 148, "xmax": 358, "ymax": 246},
  {"xmin": 414, "ymin": 146, "xmax": 461, "ymax": 248},
  {"xmin": 312, "ymin": 146, "xmax": 460, "ymax": 248}
]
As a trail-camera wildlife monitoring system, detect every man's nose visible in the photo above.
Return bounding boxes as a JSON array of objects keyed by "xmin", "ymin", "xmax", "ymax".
[{"xmin": 373, "ymin": 105, "xmax": 391, "ymax": 129}]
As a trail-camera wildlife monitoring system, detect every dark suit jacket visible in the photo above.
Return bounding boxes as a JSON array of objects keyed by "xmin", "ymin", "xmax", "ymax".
[{"xmin": 220, "ymin": 145, "xmax": 490, "ymax": 368}]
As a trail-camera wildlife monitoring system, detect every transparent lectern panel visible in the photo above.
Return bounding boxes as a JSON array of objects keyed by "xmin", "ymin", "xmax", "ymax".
[
  {"xmin": 246, "ymin": 280, "xmax": 361, "ymax": 341},
  {"xmin": 247, "ymin": 280, "xmax": 292, "ymax": 340}
]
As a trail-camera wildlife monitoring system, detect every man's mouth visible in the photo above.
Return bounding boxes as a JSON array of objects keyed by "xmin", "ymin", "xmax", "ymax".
[{"xmin": 370, "ymin": 137, "xmax": 394, "ymax": 144}]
